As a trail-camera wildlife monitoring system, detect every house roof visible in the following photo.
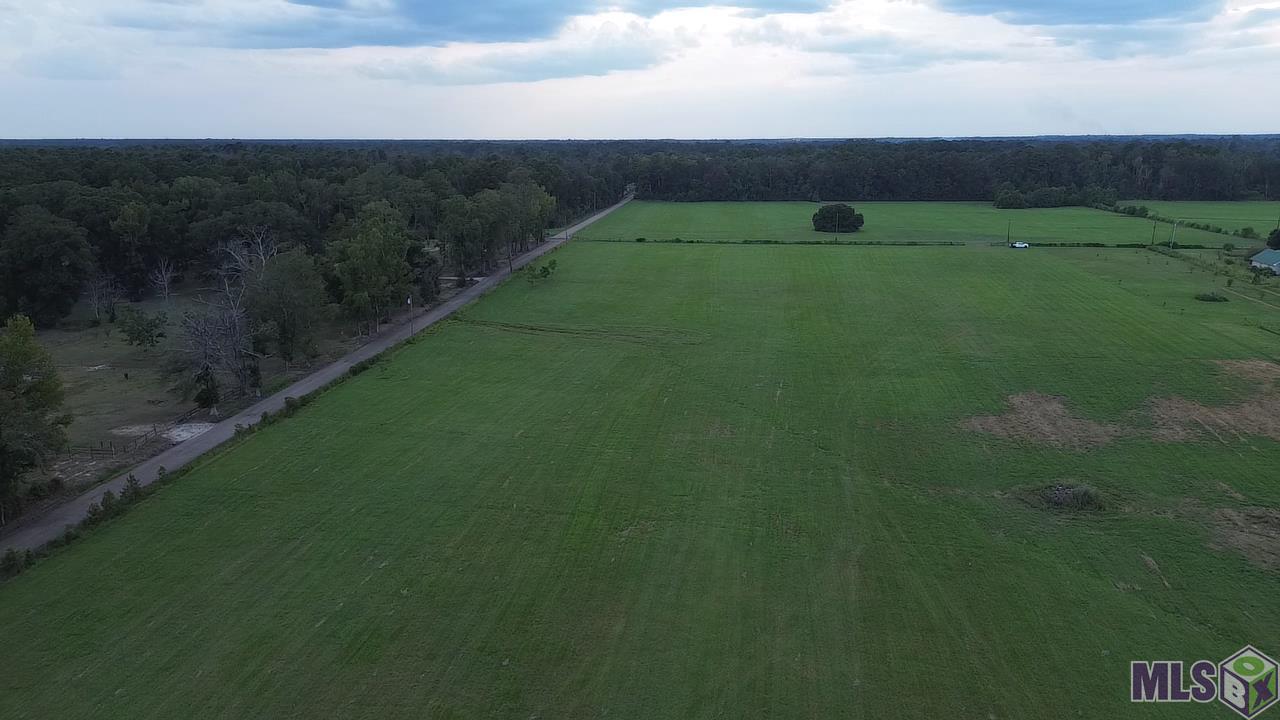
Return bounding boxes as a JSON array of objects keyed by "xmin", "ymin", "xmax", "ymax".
[{"xmin": 1251, "ymin": 249, "xmax": 1280, "ymax": 266}]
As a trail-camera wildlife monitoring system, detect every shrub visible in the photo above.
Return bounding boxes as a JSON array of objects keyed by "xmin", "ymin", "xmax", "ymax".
[
  {"xmin": 634, "ymin": 237, "xmax": 646, "ymax": 242},
  {"xmin": 522, "ymin": 258, "xmax": 559, "ymax": 282},
  {"xmin": 1, "ymin": 549, "xmax": 24, "ymax": 578},
  {"xmin": 116, "ymin": 306, "xmax": 168, "ymax": 348},
  {"xmin": 1041, "ymin": 484, "xmax": 1104, "ymax": 511},
  {"xmin": 120, "ymin": 474, "xmax": 143, "ymax": 504},
  {"xmin": 1195, "ymin": 292, "xmax": 1229, "ymax": 302},
  {"xmin": 348, "ymin": 358, "xmax": 377, "ymax": 377}
]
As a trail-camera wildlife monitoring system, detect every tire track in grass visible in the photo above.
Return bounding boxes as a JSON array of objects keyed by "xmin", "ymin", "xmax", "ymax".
[{"xmin": 874, "ymin": 253, "xmax": 1042, "ymax": 717}]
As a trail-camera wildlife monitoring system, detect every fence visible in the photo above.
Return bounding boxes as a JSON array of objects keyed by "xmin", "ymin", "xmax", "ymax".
[{"xmin": 71, "ymin": 425, "xmax": 165, "ymax": 459}]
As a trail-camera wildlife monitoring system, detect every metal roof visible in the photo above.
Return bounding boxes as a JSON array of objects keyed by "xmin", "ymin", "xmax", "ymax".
[{"xmin": 1251, "ymin": 249, "xmax": 1280, "ymax": 266}]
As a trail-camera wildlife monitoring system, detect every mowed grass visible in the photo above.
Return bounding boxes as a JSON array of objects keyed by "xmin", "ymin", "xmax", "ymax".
[
  {"xmin": 578, "ymin": 200, "xmax": 1233, "ymax": 246},
  {"xmin": 3, "ymin": 241, "xmax": 1280, "ymax": 718},
  {"xmin": 1122, "ymin": 200, "xmax": 1280, "ymax": 236}
]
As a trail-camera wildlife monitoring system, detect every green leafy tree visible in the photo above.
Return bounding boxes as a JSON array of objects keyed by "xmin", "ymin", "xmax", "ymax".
[
  {"xmin": 116, "ymin": 306, "xmax": 168, "ymax": 348},
  {"xmin": 110, "ymin": 201, "xmax": 152, "ymax": 296},
  {"xmin": 0, "ymin": 315, "xmax": 70, "ymax": 523},
  {"xmin": 993, "ymin": 182, "xmax": 1029, "ymax": 209},
  {"xmin": 331, "ymin": 202, "xmax": 413, "ymax": 333},
  {"xmin": 1268, "ymin": 229, "xmax": 1280, "ymax": 250},
  {"xmin": 0, "ymin": 206, "xmax": 94, "ymax": 324},
  {"xmin": 193, "ymin": 365, "xmax": 220, "ymax": 413},
  {"xmin": 439, "ymin": 195, "xmax": 481, "ymax": 287},
  {"xmin": 407, "ymin": 244, "xmax": 443, "ymax": 303},
  {"xmin": 523, "ymin": 259, "xmax": 559, "ymax": 282},
  {"xmin": 812, "ymin": 203, "xmax": 865, "ymax": 233},
  {"xmin": 246, "ymin": 250, "xmax": 327, "ymax": 363}
]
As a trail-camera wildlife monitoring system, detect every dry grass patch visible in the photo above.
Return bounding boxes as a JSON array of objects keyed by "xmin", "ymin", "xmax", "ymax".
[
  {"xmin": 963, "ymin": 393, "xmax": 1130, "ymax": 450},
  {"xmin": 1148, "ymin": 359, "xmax": 1280, "ymax": 443},
  {"xmin": 1149, "ymin": 395, "xmax": 1280, "ymax": 443},
  {"xmin": 1212, "ymin": 508, "xmax": 1280, "ymax": 572},
  {"xmin": 1216, "ymin": 359, "xmax": 1280, "ymax": 388}
]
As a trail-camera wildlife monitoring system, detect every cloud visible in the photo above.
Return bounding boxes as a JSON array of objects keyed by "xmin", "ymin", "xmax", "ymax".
[
  {"xmin": 98, "ymin": 0, "xmax": 836, "ymax": 49},
  {"xmin": 935, "ymin": 0, "xmax": 1223, "ymax": 25},
  {"xmin": 357, "ymin": 15, "xmax": 669, "ymax": 84},
  {"xmin": 13, "ymin": 47, "xmax": 121, "ymax": 81},
  {"xmin": 1, "ymin": 0, "xmax": 1279, "ymax": 138}
]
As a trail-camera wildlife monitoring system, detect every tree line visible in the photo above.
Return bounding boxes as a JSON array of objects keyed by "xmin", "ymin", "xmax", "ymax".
[{"xmin": 624, "ymin": 137, "xmax": 1280, "ymax": 203}]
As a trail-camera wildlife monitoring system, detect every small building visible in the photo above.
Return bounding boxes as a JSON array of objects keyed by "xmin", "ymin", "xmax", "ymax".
[{"xmin": 1250, "ymin": 249, "xmax": 1280, "ymax": 275}]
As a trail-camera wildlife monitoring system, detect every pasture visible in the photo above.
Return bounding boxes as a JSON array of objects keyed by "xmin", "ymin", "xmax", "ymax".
[
  {"xmin": 578, "ymin": 200, "xmax": 1234, "ymax": 246},
  {"xmin": 1122, "ymin": 200, "xmax": 1280, "ymax": 236},
  {"xmin": 3, "ymin": 225, "xmax": 1280, "ymax": 717}
]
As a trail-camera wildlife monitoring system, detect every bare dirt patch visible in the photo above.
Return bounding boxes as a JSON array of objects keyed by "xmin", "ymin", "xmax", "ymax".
[
  {"xmin": 1148, "ymin": 395, "xmax": 1280, "ymax": 444},
  {"xmin": 1216, "ymin": 359, "xmax": 1280, "ymax": 388},
  {"xmin": 1148, "ymin": 359, "xmax": 1280, "ymax": 443},
  {"xmin": 164, "ymin": 423, "xmax": 215, "ymax": 442},
  {"xmin": 963, "ymin": 393, "xmax": 1130, "ymax": 450},
  {"xmin": 110, "ymin": 424, "xmax": 161, "ymax": 438},
  {"xmin": 1212, "ymin": 508, "xmax": 1280, "ymax": 572}
]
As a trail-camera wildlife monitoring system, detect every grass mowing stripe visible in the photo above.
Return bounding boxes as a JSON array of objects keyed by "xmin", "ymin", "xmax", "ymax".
[{"xmin": 2, "ymin": 240, "xmax": 1279, "ymax": 718}]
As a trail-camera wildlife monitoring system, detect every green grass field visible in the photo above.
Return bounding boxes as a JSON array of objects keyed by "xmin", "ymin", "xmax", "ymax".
[
  {"xmin": 3, "ymin": 212, "xmax": 1280, "ymax": 717},
  {"xmin": 1122, "ymin": 200, "xmax": 1280, "ymax": 236},
  {"xmin": 578, "ymin": 200, "xmax": 1234, "ymax": 247}
]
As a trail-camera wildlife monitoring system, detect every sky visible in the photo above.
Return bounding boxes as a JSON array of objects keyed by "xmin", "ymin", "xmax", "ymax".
[{"xmin": 1, "ymin": 0, "xmax": 1278, "ymax": 138}]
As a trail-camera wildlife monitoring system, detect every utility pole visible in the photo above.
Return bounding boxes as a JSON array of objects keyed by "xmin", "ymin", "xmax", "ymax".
[
  {"xmin": 1151, "ymin": 220, "xmax": 1158, "ymax": 246},
  {"xmin": 1006, "ymin": 220, "xmax": 1012, "ymax": 246},
  {"xmin": 1169, "ymin": 221, "xmax": 1179, "ymax": 249}
]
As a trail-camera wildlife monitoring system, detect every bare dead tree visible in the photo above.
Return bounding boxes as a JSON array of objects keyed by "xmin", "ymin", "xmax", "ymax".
[
  {"xmin": 86, "ymin": 273, "xmax": 122, "ymax": 322},
  {"xmin": 221, "ymin": 225, "xmax": 277, "ymax": 286},
  {"xmin": 179, "ymin": 277, "xmax": 261, "ymax": 402},
  {"xmin": 149, "ymin": 258, "xmax": 176, "ymax": 302},
  {"xmin": 171, "ymin": 228, "xmax": 277, "ymax": 411}
]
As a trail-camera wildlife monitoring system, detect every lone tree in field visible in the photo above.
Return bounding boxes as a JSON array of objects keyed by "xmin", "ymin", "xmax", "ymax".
[
  {"xmin": 0, "ymin": 315, "xmax": 70, "ymax": 524},
  {"xmin": 1269, "ymin": 228, "xmax": 1280, "ymax": 250},
  {"xmin": 117, "ymin": 307, "xmax": 168, "ymax": 349},
  {"xmin": 812, "ymin": 204, "xmax": 865, "ymax": 233}
]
